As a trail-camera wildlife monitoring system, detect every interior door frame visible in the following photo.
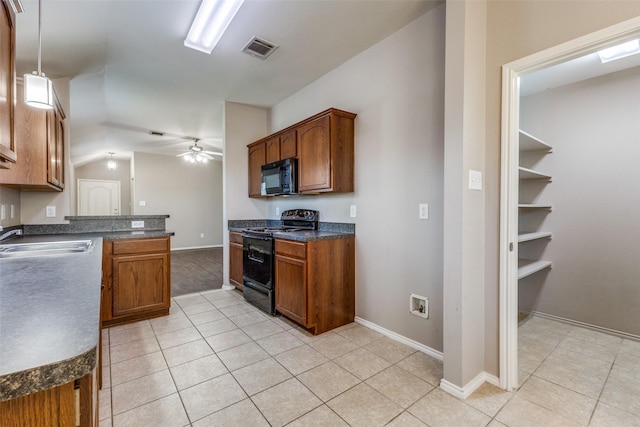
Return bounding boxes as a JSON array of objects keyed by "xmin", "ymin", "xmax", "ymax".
[{"xmin": 499, "ymin": 16, "xmax": 640, "ymax": 391}]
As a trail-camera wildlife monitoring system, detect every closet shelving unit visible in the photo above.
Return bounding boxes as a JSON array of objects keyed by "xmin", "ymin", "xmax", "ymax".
[{"xmin": 518, "ymin": 130, "xmax": 553, "ymax": 280}]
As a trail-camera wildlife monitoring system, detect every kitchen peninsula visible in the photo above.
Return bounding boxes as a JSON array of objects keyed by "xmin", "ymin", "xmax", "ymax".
[{"xmin": 0, "ymin": 215, "xmax": 173, "ymax": 425}]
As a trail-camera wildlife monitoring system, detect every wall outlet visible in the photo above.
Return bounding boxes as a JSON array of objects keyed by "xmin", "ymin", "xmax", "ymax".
[
  {"xmin": 419, "ymin": 203, "xmax": 429, "ymax": 220},
  {"xmin": 10, "ymin": 204, "xmax": 14, "ymax": 219},
  {"xmin": 139, "ymin": 200, "xmax": 146, "ymax": 207},
  {"xmin": 131, "ymin": 220, "xmax": 144, "ymax": 228},
  {"xmin": 0, "ymin": 204, "xmax": 5, "ymax": 221},
  {"xmin": 200, "ymin": 233, "xmax": 205, "ymax": 238},
  {"xmin": 45, "ymin": 206, "xmax": 56, "ymax": 218},
  {"xmin": 275, "ymin": 206, "xmax": 280, "ymax": 216},
  {"xmin": 410, "ymin": 293, "xmax": 429, "ymax": 319},
  {"xmin": 349, "ymin": 205, "xmax": 357, "ymax": 218}
]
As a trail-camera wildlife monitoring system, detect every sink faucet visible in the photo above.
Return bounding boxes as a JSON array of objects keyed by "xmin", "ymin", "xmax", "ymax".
[{"xmin": 0, "ymin": 226, "xmax": 23, "ymax": 242}]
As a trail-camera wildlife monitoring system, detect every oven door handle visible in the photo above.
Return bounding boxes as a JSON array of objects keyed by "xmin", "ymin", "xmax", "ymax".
[{"xmin": 243, "ymin": 235, "xmax": 272, "ymax": 241}]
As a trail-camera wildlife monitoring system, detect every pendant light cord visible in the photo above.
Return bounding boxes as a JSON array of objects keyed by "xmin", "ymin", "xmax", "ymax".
[{"xmin": 37, "ymin": 0, "xmax": 42, "ymax": 75}]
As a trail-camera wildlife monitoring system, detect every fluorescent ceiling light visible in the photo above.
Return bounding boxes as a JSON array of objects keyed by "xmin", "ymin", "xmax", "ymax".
[
  {"xmin": 184, "ymin": 0, "xmax": 245, "ymax": 54},
  {"xmin": 597, "ymin": 39, "xmax": 640, "ymax": 63}
]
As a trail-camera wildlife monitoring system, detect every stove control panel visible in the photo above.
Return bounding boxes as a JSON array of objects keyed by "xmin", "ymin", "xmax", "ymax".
[{"xmin": 280, "ymin": 209, "xmax": 319, "ymax": 222}]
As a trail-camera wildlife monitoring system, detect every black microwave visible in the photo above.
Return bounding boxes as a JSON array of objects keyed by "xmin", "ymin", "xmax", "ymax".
[{"xmin": 261, "ymin": 157, "xmax": 297, "ymax": 196}]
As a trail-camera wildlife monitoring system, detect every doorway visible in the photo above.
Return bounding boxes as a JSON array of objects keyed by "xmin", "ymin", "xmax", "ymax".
[
  {"xmin": 77, "ymin": 179, "xmax": 121, "ymax": 216},
  {"xmin": 499, "ymin": 17, "xmax": 640, "ymax": 391}
]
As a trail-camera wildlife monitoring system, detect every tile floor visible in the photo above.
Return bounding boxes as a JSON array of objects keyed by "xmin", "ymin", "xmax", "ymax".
[{"xmin": 98, "ymin": 289, "xmax": 640, "ymax": 426}]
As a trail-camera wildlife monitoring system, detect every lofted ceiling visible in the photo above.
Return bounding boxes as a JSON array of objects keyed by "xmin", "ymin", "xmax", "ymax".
[{"xmin": 14, "ymin": 0, "xmax": 441, "ymax": 166}]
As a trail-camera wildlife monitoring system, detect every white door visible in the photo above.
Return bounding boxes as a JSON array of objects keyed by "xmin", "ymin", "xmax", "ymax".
[{"xmin": 78, "ymin": 179, "xmax": 121, "ymax": 216}]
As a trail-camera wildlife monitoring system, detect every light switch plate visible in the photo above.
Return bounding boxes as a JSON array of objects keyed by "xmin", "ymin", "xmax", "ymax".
[
  {"xmin": 131, "ymin": 220, "xmax": 144, "ymax": 228},
  {"xmin": 139, "ymin": 200, "xmax": 146, "ymax": 207},
  {"xmin": 0, "ymin": 205, "xmax": 5, "ymax": 221},
  {"xmin": 45, "ymin": 206, "xmax": 56, "ymax": 218},
  {"xmin": 349, "ymin": 205, "xmax": 357, "ymax": 218},
  {"xmin": 469, "ymin": 170, "xmax": 482, "ymax": 191},
  {"xmin": 419, "ymin": 203, "xmax": 429, "ymax": 220}
]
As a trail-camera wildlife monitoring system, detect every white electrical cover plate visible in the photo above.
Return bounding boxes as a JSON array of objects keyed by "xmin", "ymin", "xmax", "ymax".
[
  {"xmin": 419, "ymin": 203, "xmax": 428, "ymax": 220},
  {"xmin": 131, "ymin": 221, "xmax": 145, "ymax": 228},
  {"xmin": 469, "ymin": 170, "xmax": 482, "ymax": 191}
]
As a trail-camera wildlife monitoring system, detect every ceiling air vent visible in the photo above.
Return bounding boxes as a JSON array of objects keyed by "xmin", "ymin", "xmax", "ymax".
[{"xmin": 242, "ymin": 36, "xmax": 279, "ymax": 60}]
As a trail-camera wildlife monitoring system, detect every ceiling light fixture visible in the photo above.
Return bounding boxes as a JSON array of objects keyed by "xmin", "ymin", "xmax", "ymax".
[
  {"xmin": 184, "ymin": 0, "xmax": 245, "ymax": 54},
  {"xmin": 597, "ymin": 39, "xmax": 640, "ymax": 63},
  {"xmin": 24, "ymin": 0, "xmax": 53, "ymax": 109},
  {"xmin": 107, "ymin": 152, "xmax": 117, "ymax": 171}
]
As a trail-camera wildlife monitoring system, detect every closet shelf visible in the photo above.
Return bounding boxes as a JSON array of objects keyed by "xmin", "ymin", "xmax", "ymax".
[
  {"xmin": 518, "ymin": 259, "xmax": 552, "ymax": 280},
  {"xmin": 518, "ymin": 204, "xmax": 552, "ymax": 210},
  {"xmin": 519, "ymin": 166, "xmax": 552, "ymax": 180},
  {"xmin": 519, "ymin": 130, "xmax": 553, "ymax": 153},
  {"xmin": 518, "ymin": 231, "xmax": 552, "ymax": 243}
]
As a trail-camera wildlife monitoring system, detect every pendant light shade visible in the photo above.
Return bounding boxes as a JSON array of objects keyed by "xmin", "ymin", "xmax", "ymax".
[
  {"xmin": 24, "ymin": 72, "xmax": 53, "ymax": 109},
  {"xmin": 24, "ymin": 0, "xmax": 54, "ymax": 110}
]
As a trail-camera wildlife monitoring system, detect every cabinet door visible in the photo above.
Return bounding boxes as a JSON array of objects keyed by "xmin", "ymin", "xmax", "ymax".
[
  {"xmin": 248, "ymin": 142, "xmax": 266, "ymax": 197},
  {"xmin": 229, "ymin": 232, "xmax": 244, "ymax": 290},
  {"xmin": 0, "ymin": 2, "xmax": 15, "ymax": 167},
  {"xmin": 46, "ymin": 109, "xmax": 63, "ymax": 188},
  {"xmin": 280, "ymin": 130, "xmax": 296, "ymax": 159},
  {"xmin": 297, "ymin": 115, "xmax": 331, "ymax": 192},
  {"xmin": 275, "ymin": 254, "xmax": 307, "ymax": 326},
  {"xmin": 265, "ymin": 136, "xmax": 280, "ymax": 163},
  {"xmin": 111, "ymin": 253, "xmax": 169, "ymax": 318}
]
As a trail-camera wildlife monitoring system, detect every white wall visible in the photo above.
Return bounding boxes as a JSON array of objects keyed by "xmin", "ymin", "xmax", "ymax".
[
  {"xmin": 222, "ymin": 103, "xmax": 268, "ymax": 287},
  {"xmin": 269, "ymin": 6, "xmax": 446, "ymax": 351},
  {"xmin": 519, "ymin": 66, "xmax": 640, "ymax": 335},
  {"xmin": 132, "ymin": 151, "xmax": 223, "ymax": 250}
]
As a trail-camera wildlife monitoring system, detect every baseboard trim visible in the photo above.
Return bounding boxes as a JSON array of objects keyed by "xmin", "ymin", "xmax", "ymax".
[
  {"xmin": 354, "ymin": 316, "xmax": 443, "ymax": 361},
  {"xmin": 171, "ymin": 244, "xmax": 223, "ymax": 251},
  {"xmin": 440, "ymin": 371, "xmax": 499, "ymax": 400},
  {"xmin": 523, "ymin": 310, "xmax": 640, "ymax": 342}
]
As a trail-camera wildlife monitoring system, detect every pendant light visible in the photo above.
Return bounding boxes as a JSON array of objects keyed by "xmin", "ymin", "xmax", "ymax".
[
  {"xmin": 107, "ymin": 153, "xmax": 117, "ymax": 171},
  {"xmin": 24, "ymin": 0, "xmax": 53, "ymax": 110}
]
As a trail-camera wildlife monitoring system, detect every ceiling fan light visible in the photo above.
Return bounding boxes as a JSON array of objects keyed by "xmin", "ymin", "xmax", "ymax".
[
  {"xmin": 184, "ymin": 0, "xmax": 245, "ymax": 54},
  {"xmin": 24, "ymin": 73, "xmax": 53, "ymax": 110}
]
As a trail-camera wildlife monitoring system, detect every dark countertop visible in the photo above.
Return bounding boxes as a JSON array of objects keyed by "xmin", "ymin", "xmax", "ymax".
[
  {"xmin": 11, "ymin": 230, "xmax": 174, "ymax": 243},
  {"xmin": 228, "ymin": 219, "xmax": 355, "ymax": 242},
  {"xmin": 0, "ymin": 236, "xmax": 103, "ymax": 401}
]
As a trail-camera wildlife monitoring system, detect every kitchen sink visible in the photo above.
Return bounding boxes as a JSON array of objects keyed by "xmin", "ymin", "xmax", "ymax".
[{"xmin": 0, "ymin": 240, "xmax": 94, "ymax": 258}]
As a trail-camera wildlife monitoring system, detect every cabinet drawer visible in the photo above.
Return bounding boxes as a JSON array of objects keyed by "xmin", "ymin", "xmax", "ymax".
[
  {"xmin": 229, "ymin": 232, "xmax": 243, "ymax": 245},
  {"xmin": 275, "ymin": 239, "xmax": 306, "ymax": 259},
  {"xmin": 112, "ymin": 238, "xmax": 169, "ymax": 255}
]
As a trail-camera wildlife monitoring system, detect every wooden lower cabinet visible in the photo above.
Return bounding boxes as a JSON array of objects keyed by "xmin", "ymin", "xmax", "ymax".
[
  {"xmin": 229, "ymin": 232, "xmax": 244, "ymax": 290},
  {"xmin": 275, "ymin": 237, "xmax": 355, "ymax": 335},
  {"xmin": 102, "ymin": 237, "xmax": 171, "ymax": 327},
  {"xmin": 0, "ymin": 370, "xmax": 98, "ymax": 427}
]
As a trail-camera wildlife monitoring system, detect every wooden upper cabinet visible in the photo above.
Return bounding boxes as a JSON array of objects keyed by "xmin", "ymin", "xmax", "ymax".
[
  {"xmin": 248, "ymin": 142, "xmax": 266, "ymax": 197},
  {"xmin": 280, "ymin": 130, "xmax": 296, "ymax": 159},
  {"xmin": 265, "ymin": 135, "xmax": 280, "ymax": 164},
  {"xmin": 0, "ymin": 1, "xmax": 16, "ymax": 168},
  {"xmin": 0, "ymin": 79, "xmax": 65, "ymax": 191},
  {"xmin": 298, "ymin": 109, "xmax": 355, "ymax": 193},
  {"xmin": 298, "ymin": 115, "xmax": 331, "ymax": 192},
  {"xmin": 246, "ymin": 108, "xmax": 356, "ymax": 198}
]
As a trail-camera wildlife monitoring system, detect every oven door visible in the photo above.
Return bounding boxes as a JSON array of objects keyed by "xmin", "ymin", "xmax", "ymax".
[{"xmin": 242, "ymin": 235, "xmax": 274, "ymax": 290}]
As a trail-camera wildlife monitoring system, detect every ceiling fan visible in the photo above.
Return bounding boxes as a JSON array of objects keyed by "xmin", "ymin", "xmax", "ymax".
[{"xmin": 177, "ymin": 139, "xmax": 223, "ymax": 163}]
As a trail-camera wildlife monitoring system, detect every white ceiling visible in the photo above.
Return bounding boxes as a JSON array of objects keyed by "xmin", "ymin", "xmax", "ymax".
[{"xmin": 14, "ymin": 0, "xmax": 440, "ymax": 166}]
